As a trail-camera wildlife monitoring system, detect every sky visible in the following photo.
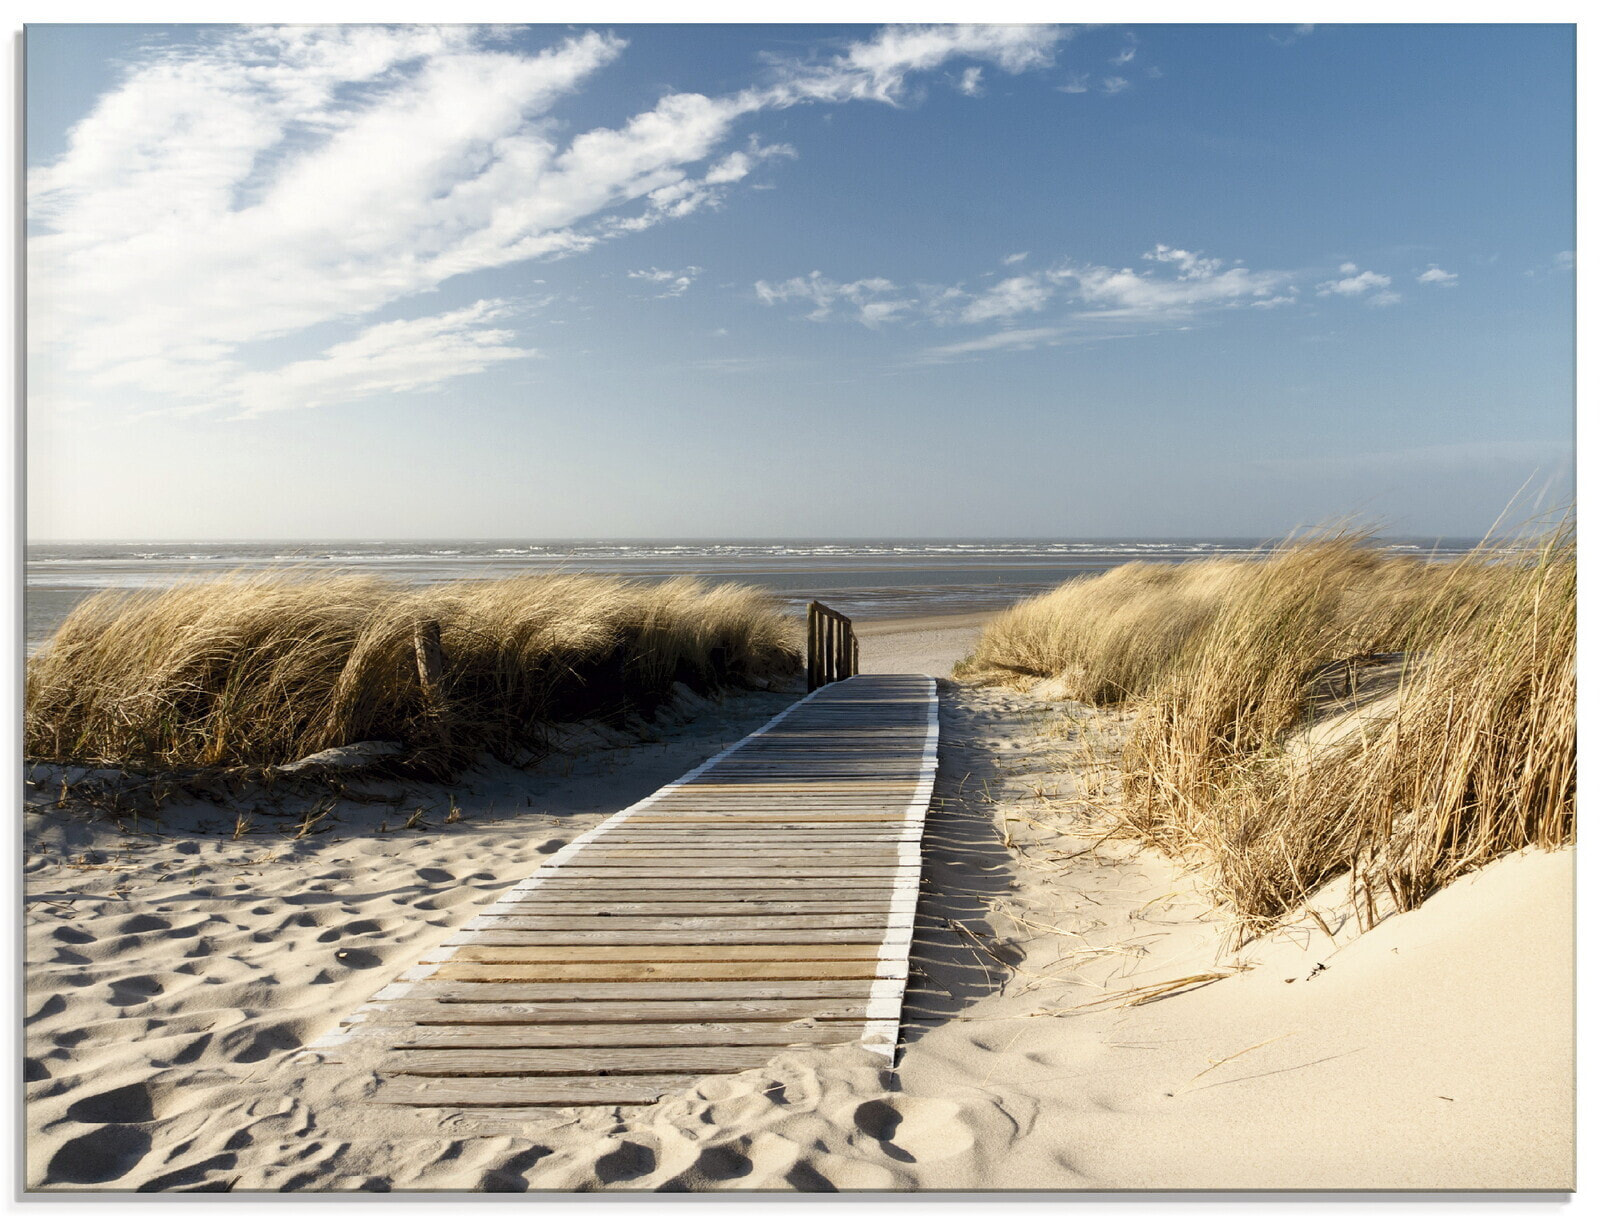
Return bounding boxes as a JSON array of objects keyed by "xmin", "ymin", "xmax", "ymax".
[{"xmin": 25, "ymin": 22, "xmax": 1575, "ymax": 541}]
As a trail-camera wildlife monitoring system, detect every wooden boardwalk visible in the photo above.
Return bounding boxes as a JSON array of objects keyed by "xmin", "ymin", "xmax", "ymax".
[{"xmin": 314, "ymin": 674, "xmax": 938, "ymax": 1108}]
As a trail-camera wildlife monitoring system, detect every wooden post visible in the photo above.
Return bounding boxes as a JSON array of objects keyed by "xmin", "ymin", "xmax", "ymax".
[
  {"xmin": 806, "ymin": 602, "xmax": 819, "ymax": 692},
  {"xmin": 414, "ymin": 619, "xmax": 444, "ymax": 695},
  {"xmin": 412, "ymin": 619, "xmax": 450, "ymax": 749}
]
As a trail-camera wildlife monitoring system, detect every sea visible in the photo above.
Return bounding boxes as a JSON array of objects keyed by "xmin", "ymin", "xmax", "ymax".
[{"xmin": 24, "ymin": 537, "xmax": 1479, "ymax": 653}]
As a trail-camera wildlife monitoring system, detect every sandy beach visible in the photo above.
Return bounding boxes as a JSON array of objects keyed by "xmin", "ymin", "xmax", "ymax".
[{"xmin": 23, "ymin": 621, "xmax": 1572, "ymax": 1192}]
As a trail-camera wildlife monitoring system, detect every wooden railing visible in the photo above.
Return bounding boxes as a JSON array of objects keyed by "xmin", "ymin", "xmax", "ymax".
[{"xmin": 807, "ymin": 601, "xmax": 858, "ymax": 691}]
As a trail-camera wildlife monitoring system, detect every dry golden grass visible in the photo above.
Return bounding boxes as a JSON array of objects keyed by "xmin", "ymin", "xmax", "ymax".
[
  {"xmin": 962, "ymin": 526, "xmax": 1575, "ymax": 934},
  {"xmin": 25, "ymin": 572, "xmax": 802, "ymax": 776}
]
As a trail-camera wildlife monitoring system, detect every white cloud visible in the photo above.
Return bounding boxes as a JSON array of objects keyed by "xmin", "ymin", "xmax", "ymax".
[
  {"xmin": 1057, "ymin": 73, "xmax": 1091, "ymax": 94},
  {"xmin": 1003, "ymin": 251, "xmax": 1030, "ymax": 265},
  {"xmin": 1316, "ymin": 265, "xmax": 1397, "ymax": 304},
  {"xmin": 1524, "ymin": 250, "xmax": 1575, "ymax": 278},
  {"xmin": 230, "ymin": 300, "xmax": 537, "ymax": 417},
  {"xmin": 957, "ymin": 66, "xmax": 984, "ymax": 96},
  {"xmin": 758, "ymin": 243, "xmax": 1296, "ymax": 344},
  {"xmin": 629, "ymin": 265, "xmax": 703, "ymax": 297},
  {"xmin": 1102, "ymin": 76, "xmax": 1131, "ymax": 95},
  {"xmin": 765, "ymin": 24, "xmax": 1063, "ymax": 106},
  {"xmin": 1062, "ymin": 245, "xmax": 1292, "ymax": 317},
  {"xmin": 31, "ymin": 23, "xmax": 1062, "ymax": 417},
  {"xmin": 754, "ymin": 272, "xmax": 912, "ymax": 327},
  {"xmin": 1270, "ymin": 24, "xmax": 1316, "ymax": 46},
  {"xmin": 1110, "ymin": 39, "xmax": 1137, "ymax": 66},
  {"xmin": 921, "ymin": 326, "xmax": 1067, "ymax": 361},
  {"xmin": 1417, "ymin": 265, "xmax": 1458, "ymax": 287},
  {"xmin": 960, "ymin": 275, "xmax": 1053, "ymax": 324}
]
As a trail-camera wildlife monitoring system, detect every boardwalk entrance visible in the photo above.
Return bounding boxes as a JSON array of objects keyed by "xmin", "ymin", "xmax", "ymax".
[{"xmin": 316, "ymin": 674, "xmax": 938, "ymax": 1108}]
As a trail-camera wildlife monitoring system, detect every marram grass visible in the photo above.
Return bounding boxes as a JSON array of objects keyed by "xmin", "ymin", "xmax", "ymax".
[
  {"xmin": 963, "ymin": 527, "xmax": 1575, "ymax": 934},
  {"xmin": 25, "ymin": 572, "xmax": 802, "ymax": 776}
]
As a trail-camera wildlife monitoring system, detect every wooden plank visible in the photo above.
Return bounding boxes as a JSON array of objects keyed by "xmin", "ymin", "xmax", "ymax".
[
  {"xmin": 514, "ymin": 877, "xmax": 907, "ymax": 890},
  {"xmin": 369, "ymin": 979, "xmax": 879, "ymax": 1002},
  {"xmin": 483, "ymin": 902, "xmax": 894, "ymax": 917},
  {"xmin": 540, "ymin": 866, "xmax": 910, "ymax": 878},
  {"xmin": 499, "ymin": 886, "xmax": 903, "ymax": 901},
  {"xmin": 383, "ymin": 1045, "xmax": 792, "ymax": 1077},
  {"xmin": 474, "ymin": 902, "xmax": 894, "ymax": 918},
  {"xmin": 440, "ymin": 944, "xmax": 883, "ymax": 963},
  {"xmin": 429, "ymin": 959, "xmax": 885, "ymax": 982},
  {"xmin": 575, "ymin": 846, "xmax": 907, "ymax": 857},
  {"xmin": 469, "ymin": 915, "xmax": 895, "ymax": 931},
  {"xmin": 549, "ymin": 858, "xmax": 908, "ymax": 870},
  {"xmin": 394, "ymin": 1022, "xmax": 866, "ymax": 1049},
  {"xmin": 451, "ymin": 929, "xmax": 890, "ymax": 946},
  {"xmin": 355, "ymin": 998, "xmax": 870, "ymax": 1024}
]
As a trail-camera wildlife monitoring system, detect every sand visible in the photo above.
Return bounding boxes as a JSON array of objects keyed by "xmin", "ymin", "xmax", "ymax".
[
  {"xmin": 22, "ymin": 630, "xmax": 1574, "ymax": 1192},
  {"xmin": 854, "ymin": 611, "xmax": 993, "ymax": 679}
]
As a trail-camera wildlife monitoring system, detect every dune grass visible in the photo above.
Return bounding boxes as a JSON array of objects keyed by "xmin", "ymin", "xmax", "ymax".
[
  {"xmin": 25, "ymin": 572, "xmax": 802, "ymax": 776},
  {"xmin": 962, "ymin": 526, "xmax": 1575, "ymax": 934}
]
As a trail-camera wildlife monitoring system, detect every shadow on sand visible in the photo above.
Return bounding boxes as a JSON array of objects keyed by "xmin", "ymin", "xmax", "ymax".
[{"xmin": 898, "ymin": 680, "xmax": 1022, "ymax": 1049}]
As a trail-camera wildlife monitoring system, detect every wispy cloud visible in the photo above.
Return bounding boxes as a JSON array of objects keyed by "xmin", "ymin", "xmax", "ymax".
[
  {"xmin": 758, "ymin": 244, "xmax": 1300, "ymax": 358},
  {"xmin": 1101, "ymin": 76, "xmax": 1131, "ymax": 95},
  {"xmin": 231, "ymin": 300, "xmax": 538, "ymax": 418},
  {"xmin": 1316, "ymin": 263, "xmax": 1400, "ymax": 306},
  {"xmin": 1416, "ymin": 264, "xmax": 1458, "ymax": 287},
  {"xmin": 1525, "ymin": 250, "xmax": 1576, "ymax": 277},
  {"xmin": 629, "ymin": 266, "xmax": 703, "ymax": 297},
  {"xmin": 959, "ymin": 275, "xmax": 1053, "ymax": 324},
  {"xmin": 31, "ymin": 23, "xmax": 1064, "ymax": 417},
  {"xmin": 756, "ymin": 242, "xmax": 1452, "ymax": 361},
  {"xmin": 920, "ymin": 326, "xmax": 1068, "ymax": 360},
  {"xmin": 1063, "ymin": 245, "xmax": 1292, "ymax": 317},
  {"xmin": 754, "ymin": 272, "xmax": 914, "ymax": 327},
  {"xmin": 1269, "ymin": 24, "xmax": 1316, "ymax": 46}
]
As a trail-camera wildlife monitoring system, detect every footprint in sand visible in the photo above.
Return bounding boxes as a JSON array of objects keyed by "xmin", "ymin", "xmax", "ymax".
[
  {"xmin": 107, "ymin": 976, "xmax": 164, "ymax": 1007},
  {"xmin": 45, "ymin": 1125, "xmax": 153, "ymax": 1185},
  {"xmin": 593, "ymin": 1139, "xmax": 657, "ymax": 1184},
  {"xmin": 850, "ymin": 1096, "xmax": 974, "ymax": 1164}
]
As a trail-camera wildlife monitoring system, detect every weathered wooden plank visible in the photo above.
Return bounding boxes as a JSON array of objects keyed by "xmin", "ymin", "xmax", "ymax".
[
  {"xmin": 440, "ymin": 943, "xmax": 883, "ymax": 963},
  {"xmin": 575, "ymin": 846, "xmax": 908, "ymax": 857},
  {"xmin": 517, "ymin": 876, "xmax": 906, "ymax": 889},
  {"xmin": 450, "ymin": 928, "xmax": 891, "ymax": 946},
  {"xmin": 382, "ymin": 1045, "xmax": 795, "ymax": 1077},
  {"xmin": 499, "ymin": 889, "xmax": 901, "ymax": 904},
  {"xmin": 540, "ymin": 866, "xmax": 910, "ymax": 878},
  {"xmin": 429, "ymin": 959, "xmax": 886, "ymax": 983},
  {"xmin": 355, "ymin": 998, "xmax": 870, "ymax": 1024},
  {"xmin": 370, "ymin": 980, "xmax": 879, "ymax": 1002},
  {"xmin": 395, "ymin": 1021, "xmax": 866, "ymax": 1049},
  {"xmin": 474, "ymin": 902, "xmax": 893, "ymax": 918},
  {"xmin": 468, "ymin": 915, "xmax": 895, "ymax": 931}
]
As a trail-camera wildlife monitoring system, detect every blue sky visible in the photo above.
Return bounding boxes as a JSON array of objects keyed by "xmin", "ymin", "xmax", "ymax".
[{"xmin": 26, "ymin": 23, "xmax": 1574, "ymax": 540}]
